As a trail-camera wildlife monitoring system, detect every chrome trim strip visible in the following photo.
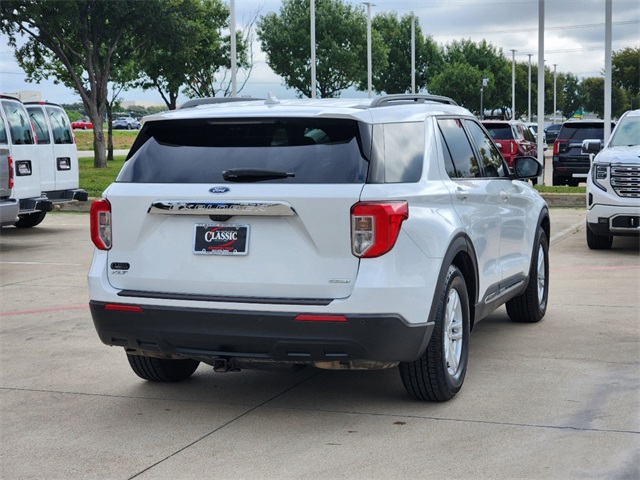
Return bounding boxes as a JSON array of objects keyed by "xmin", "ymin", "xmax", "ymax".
[
  {"xmin": 148, "ymin": 201, "xmax": 297, "ymax": 216},
  {"xmin": 117, "ymin": 289, "xmax": 332, "ymax": 306},
  {"xmin": 484, "ymin": 280, "xmax": 525, "ymax": 304}
]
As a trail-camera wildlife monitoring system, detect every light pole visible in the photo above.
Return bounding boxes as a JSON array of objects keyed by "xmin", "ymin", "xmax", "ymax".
[
  {"xmin": 411, "ymin": 14, "xmax": 416, "ymax": 94},
  {"xmin": 511, "ymin": 49, "xmax": 517, "ymax": 119},
  {"xmin": 527, "ymin": 53, "xmax": 532, "ymax": 122},
  {"xmin": 553, "ymin": 64, "xmax": 557, "ymax": 123},
  {"xmin": 480, "ymin": 78, "xmax": 488, "ymax": 119},
  {"xmin": 604, "ymin": 0, "xmax": 612, "ymax": 143},
  {"xmin": 230, "ymin": 0, "xmax": 237, "ymax": 97},
  {"xmin": 363, "ymin": 2, "xmax": 374, "ymax": 98},
  {"xmin": 310, "ymin": 0, "xmax": 316, "ymax": 98}
]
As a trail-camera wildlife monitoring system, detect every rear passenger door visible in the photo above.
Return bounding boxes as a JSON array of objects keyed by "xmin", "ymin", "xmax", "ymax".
[
  {"xmin": 465, "ymin": 119, "xmax": 538, "ymax": 286},
  {"xmin": 437, "ymin": 117, "xmax": 503, "ymax": 299},
  {"xmin": 46, "ymin": 106, "xmax": 77, "ymax": 192}
]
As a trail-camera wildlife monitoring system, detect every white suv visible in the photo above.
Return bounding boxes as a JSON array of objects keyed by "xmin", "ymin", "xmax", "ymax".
[
  {"xmin": 583, "ymin": 109, "xmax": 640, "ymax": 249},
  {"xmin": 88, "ymin": 95, "xmax": 550, "ymax": 402}
]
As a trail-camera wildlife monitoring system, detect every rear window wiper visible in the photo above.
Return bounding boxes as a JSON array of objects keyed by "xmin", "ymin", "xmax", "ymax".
[{"xmin": 222, "ymin": 168, "xmax": 295, "ymax": 182}]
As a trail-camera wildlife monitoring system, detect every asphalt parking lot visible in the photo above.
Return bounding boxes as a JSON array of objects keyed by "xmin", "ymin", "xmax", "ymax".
[{"xmin": 1, "ymin": 209, "xmax": 638, "ymax": 479}]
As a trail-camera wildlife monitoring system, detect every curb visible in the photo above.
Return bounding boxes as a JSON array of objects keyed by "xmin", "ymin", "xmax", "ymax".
[{"xmin": 57, "ymin": 193, "xmax": 586, "ymax": 213}]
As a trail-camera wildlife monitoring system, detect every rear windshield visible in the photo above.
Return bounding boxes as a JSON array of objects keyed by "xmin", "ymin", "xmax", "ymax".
[
  {"xmin": 558, "ymin": 123, "xmax": 614, "ymax": 141},
  {"xmin": 46, "ymin": 106, "xmax": 73, "ymax": 144},
  {"xmin": 483, "ymin": 125, "xmax": 514, "ymax": 140},
  {"xmin": 1, "ymin": 100, "xmax": 35, "ymax": 145},
  {"xmin": 119, "ymin": 118, "xmax": 370, "ymax": 184}
]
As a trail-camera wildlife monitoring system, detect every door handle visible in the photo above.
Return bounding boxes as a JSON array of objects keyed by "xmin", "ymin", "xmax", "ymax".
[{"xmin": 455, "ymin": 187, "xmax": 468, "ymax": 200}]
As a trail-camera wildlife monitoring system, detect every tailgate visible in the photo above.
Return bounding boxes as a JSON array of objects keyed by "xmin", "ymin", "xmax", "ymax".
[{"xmin": 106, "ymin": 184, "xmax": 363, "ymax": 300}]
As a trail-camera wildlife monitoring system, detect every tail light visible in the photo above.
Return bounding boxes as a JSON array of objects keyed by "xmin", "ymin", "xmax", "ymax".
[
  {"xmin": 351, "ymin": 201, "xmax": 408, "ymax": 258},
  {"xmin": 510, "ymin": 141, "xmax": 518, "ymax": 155},
  {"xmin": 90, "ymin": 198, "xmax": 112, "ymax": 250},
  {"xmin": 7, "ymin": 156, "xmax": 13, "ymax": 189},
  {"xmin": 553, "ymin": 140, "xmax": 567, "ymax": 155}
]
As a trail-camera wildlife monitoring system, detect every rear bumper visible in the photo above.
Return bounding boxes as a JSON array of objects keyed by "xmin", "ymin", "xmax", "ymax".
[
  {"xmin": 552, "ymin": 157, "xmax": 590, "ymax": 179},
  {"xmin": 89, "ymin": 301, "xmax": 433, "ymax": 363},
  {"xmin": 0, "ymin": 198, "xmax": 19, "ymax": 227},
  {"xmin": 18, "ymin": 196, "xmax": 53, "ymax": 215},
  {"xmin": 45, "ymin": 189, "xmax": 89, "ymax": 203}
]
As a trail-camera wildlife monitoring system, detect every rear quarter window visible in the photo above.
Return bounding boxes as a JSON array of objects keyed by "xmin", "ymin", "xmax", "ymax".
[
  {"xmin": 1, "ymin": 100, "xmax": 34, "ymax": 145},
  {"xmin": 119, "ymin": 118, "xmax": 369, "ymax": 184},
  {"xmin": 381, "ymin": 122, "xmax": 424, "ymax": 183}
]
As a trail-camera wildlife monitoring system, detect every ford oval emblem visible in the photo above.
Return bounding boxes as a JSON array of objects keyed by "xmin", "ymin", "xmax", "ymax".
[{"xmin": 209, "ymin": 187, "xmax": 230, "ymax": 194}]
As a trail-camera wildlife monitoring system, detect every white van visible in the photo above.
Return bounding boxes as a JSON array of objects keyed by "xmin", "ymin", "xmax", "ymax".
[
  {"xmin": 25, "ymin": 102, "xmax": 87, "ymax": 211},
  {"xmin": 0, "ymin": 95, "xmax": 52, "ymax": 227}
]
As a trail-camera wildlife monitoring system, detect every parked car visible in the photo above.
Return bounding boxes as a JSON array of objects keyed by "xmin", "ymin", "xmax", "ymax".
[
  {"xmin": 71, "ymin": 118, "xmax": 93, "ymax": 130},
  {"xmin": 0, "ymin": 95, "xmax": 52, "ymax": 227},
  {"xmin": 112, "ymin": 116, "xmax": 141, "ymax": 130},
  {"xmin": 552, "ymin": 119, "xmax": 616, "ymax": 186},
  {"xmin": 583, "ymin": 109, "xmax": 640, "ymax": 249},
  {"xmin": 24, "ymin": 102, "xmax": 87, "ymax": 226},
  {"xmin": 482, "ymin": 120, "xmax": 538, "ymax": 168},
  {"xmin": 88, "ymin": 94, "xmax": 549, "ymax": 402},
  {"xmin": 544, "ymin": 123, "xmax": 562, "ymax": 144},
  {"xmin": 525, "ymin": 122, "xmax": 547, "ymax": 151},
  {"xmin": 0, "ymin": 147, "xmax": 19, "ymax": 227}
]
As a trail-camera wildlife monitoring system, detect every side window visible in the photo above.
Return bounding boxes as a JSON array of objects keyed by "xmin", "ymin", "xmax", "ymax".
[
  {"xmin": 0, "ymin": 116, "xmax": 7, "ymax": 145},
  {"xmin": 27, "ymin": 107, "xmax": 51, "ymax": 144},
  {"xmin": 46, "ymin": 107, "xmax": 73, "ymax": 144},
  {"xmin": 383, "ymin": 122, "xmax": 424, "ymax": 183},
  {"xmin": 437, "ymin": 118, "xmax": 479, "ymax": 179},
  {"xmin": 523, "ymin": 126, "xmax": 535, "ymax": 143},
  {"xmin": 1, "ymin": 100, "xmax": 35, "ymax": 145},
  {"xmin": 464, "ymin": 120, "xmax": 508, "ymax": 178}
]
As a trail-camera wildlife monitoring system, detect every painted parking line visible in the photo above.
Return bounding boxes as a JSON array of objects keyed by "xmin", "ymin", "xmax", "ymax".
[
  {"xmin": 0, "ymin": 261, "xmax": 83, "ymax": 266},
  {"xmin": 551, "ymin": 265, "xmax": 640, "ymax": 273},
  {"xmin": 0, "ymin": 305, "xmax": 89, "ymax": 317}
]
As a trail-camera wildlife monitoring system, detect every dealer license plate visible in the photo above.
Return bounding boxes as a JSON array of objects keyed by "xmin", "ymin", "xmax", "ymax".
[{"xmin": 193, "ymin": 224, "xmax": 249, "ymax": 255}]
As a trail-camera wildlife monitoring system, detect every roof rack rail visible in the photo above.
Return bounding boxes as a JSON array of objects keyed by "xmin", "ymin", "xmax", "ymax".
[{"xmin": 370, "ymin": 94, "xmax": 458, "ymax": 108}]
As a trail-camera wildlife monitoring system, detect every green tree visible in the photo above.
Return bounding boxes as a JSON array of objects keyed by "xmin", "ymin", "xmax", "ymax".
[
  {"xmin": 558, "ymin": 72, "xmax": 581, "ymax": 120},
  {"xmin": 438, "ymin": 39, "xmax": 511, "ymax": 116},
  {"xmin": 1, "ymin": 0, "xmax": 168, "ymax": 168},
  {"xmin": 581, "ymin": 76, "xmax": 629, "ymax": 119},
  {"xmin": 429, "ymin": 62, "xmax": 482, "ymax": 113},
  {"xmin": 612, "ymin": 47, "xmax": 639, "ymax": 109},
  {"xmin": 258, "ymin": 0, "xmax": 384, "ymax": 98},
  {"xmin": 367, "ymin": 12, "xmax": 440, "ymax": 94}
]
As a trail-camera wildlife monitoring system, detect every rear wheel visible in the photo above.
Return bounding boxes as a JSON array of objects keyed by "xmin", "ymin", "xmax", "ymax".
[
  {"xmin": 506, "ymin": 227, "xmax": 549, "ymax": 323},
  {"xmin": 586, "ymin": 224, "xmax": 613, "ymax": 250},
  {"xmin": 14, "ymin": 211, "xmax": 47, "ymax": 228},
  {"xmin": 400, "ymin": 265, "xmax": 470, "ymax": 402},
  {"xmin": 127, "ymin": 354, "xmax": 200, "ymax": 382}
]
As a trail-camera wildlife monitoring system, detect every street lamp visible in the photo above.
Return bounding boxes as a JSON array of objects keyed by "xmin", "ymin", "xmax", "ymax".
[
  {"xmin": 511, "ymin": 49, "xmax": 517, "ymax": 119},
  {"xmin": 480, "ymin": 78, "xmax": 489, "ymax": 120},
  {"xmin": 527, "ymin": 53, "xmax": 532, "ymax": 122},
  {"xmin": 310, "ymin": 0, "xmax": 316, "ymax": 98},
  {"xmin": 411, "ymin": 14, "xmax": 416, "ymax": 94},
  {"xmin": 230, "ymin": 0, "xmax": 237, "ymax": 96},
  {"xmin": 363, "ymin": 2, "xmax": 375, "ymax": 98},
  {"xmin": 553, "ymin": 64, "xmax": 557, "ymax": 123}
]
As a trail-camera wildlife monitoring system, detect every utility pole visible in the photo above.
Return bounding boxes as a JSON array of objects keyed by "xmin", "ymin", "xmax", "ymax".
[
  {"xmin": 411, "ymin": 14, "xmax": 416, "ymax": 94},
  {"xmin": 527, "ymin": 53, "xmax": 532, "ymax": 122},
  {"xmin": 537, "ymin": 0, "xmax": 545, "ymax": 185},
  {"xmin": 363, "ymin": 2, "xmax": 374, "ymax": 98},
  {"xmin": 511, "ymin": 49, "xmax": 517, "ymax": 119},
  {"xmin": 230, "ymin": 0, "xmax": 237, "ymax": 97},
  {"xmin": 553, "ymin": 64, "xmax": 557, "ymax": 123},
  {"xmin": 310, "ymin": 0, "xmax": 316, "ymax": 98},
  {"xmin": 480, "ymin": 78, "xmax": 488, "ymax": 120}
]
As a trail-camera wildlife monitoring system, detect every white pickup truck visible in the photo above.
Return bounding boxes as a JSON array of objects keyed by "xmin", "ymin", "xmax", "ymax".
[{"xmin": 583, "ymin": 109, "xmax": 640, "ymax": 249}]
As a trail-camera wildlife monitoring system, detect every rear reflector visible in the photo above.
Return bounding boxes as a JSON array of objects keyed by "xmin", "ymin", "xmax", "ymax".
[
  {"xmin": 295, "ymin": 314, "xmax": 348, "ymax": 322},
  {"xmin": 104, "ymin": 304, "xmax": 143, "ymax": 313}
]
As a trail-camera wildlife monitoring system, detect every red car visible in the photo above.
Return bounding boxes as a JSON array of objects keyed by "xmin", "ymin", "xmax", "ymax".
[
  {"xmin": 481, "ymin": 120, "xmax": 538, "ymax": 168},
  {"xmin": 71, "ymin": 118, "xmax": 93, "ymax": 130}
]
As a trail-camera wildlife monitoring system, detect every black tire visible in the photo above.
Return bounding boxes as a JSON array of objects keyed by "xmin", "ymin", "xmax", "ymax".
[
  {"xmin": 127, "ymin": 124, "xmax": 132, "ymax": 130},
  {"xmin": 83, "ymin": 125, "xmax": 87, "ymax": 130},
  {"xmin": 568, "ymin": 179, "xmax": 580, "ymax": 187},
  {"xmin": 400, "ymin": 265, "xmax": 470, "ymax": 402},
  {"xmin": 14, "ymin": 211, "xmax": 47, "ymax": 228},
  {"xmin": 506, "ymin": 227, "xmax": 549, "ymax": 323},
  {"xmin": 127, "ymin": 354, "xmax": 199, "ymax": 382},
  {"xmin": 552, "ymin": 174, "xmax": 562, "ymax": 186},
  {"xmin": 586, "ymin": 224, "xmax": 613, "ymax": 250}
]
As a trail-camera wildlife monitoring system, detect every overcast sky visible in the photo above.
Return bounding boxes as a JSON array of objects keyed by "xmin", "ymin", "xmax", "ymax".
[{"xmin": 1, "ymin": 0, "xmax": 638, "ymax": 105}]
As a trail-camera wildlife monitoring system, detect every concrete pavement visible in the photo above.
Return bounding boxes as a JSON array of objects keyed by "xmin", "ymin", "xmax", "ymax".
[{"xmin": 1, "ymin": 209, "xmax": 638, "ymax": 479}]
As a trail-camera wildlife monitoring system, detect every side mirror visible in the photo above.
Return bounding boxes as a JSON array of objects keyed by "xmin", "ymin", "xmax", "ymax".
[
  {"xmin": 581, "ymin": 139, "xmax": 603, "ymax": 155},
  {"xmin": 512, "ymin": 156, "xmax": 542, "ymax": 179}
]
